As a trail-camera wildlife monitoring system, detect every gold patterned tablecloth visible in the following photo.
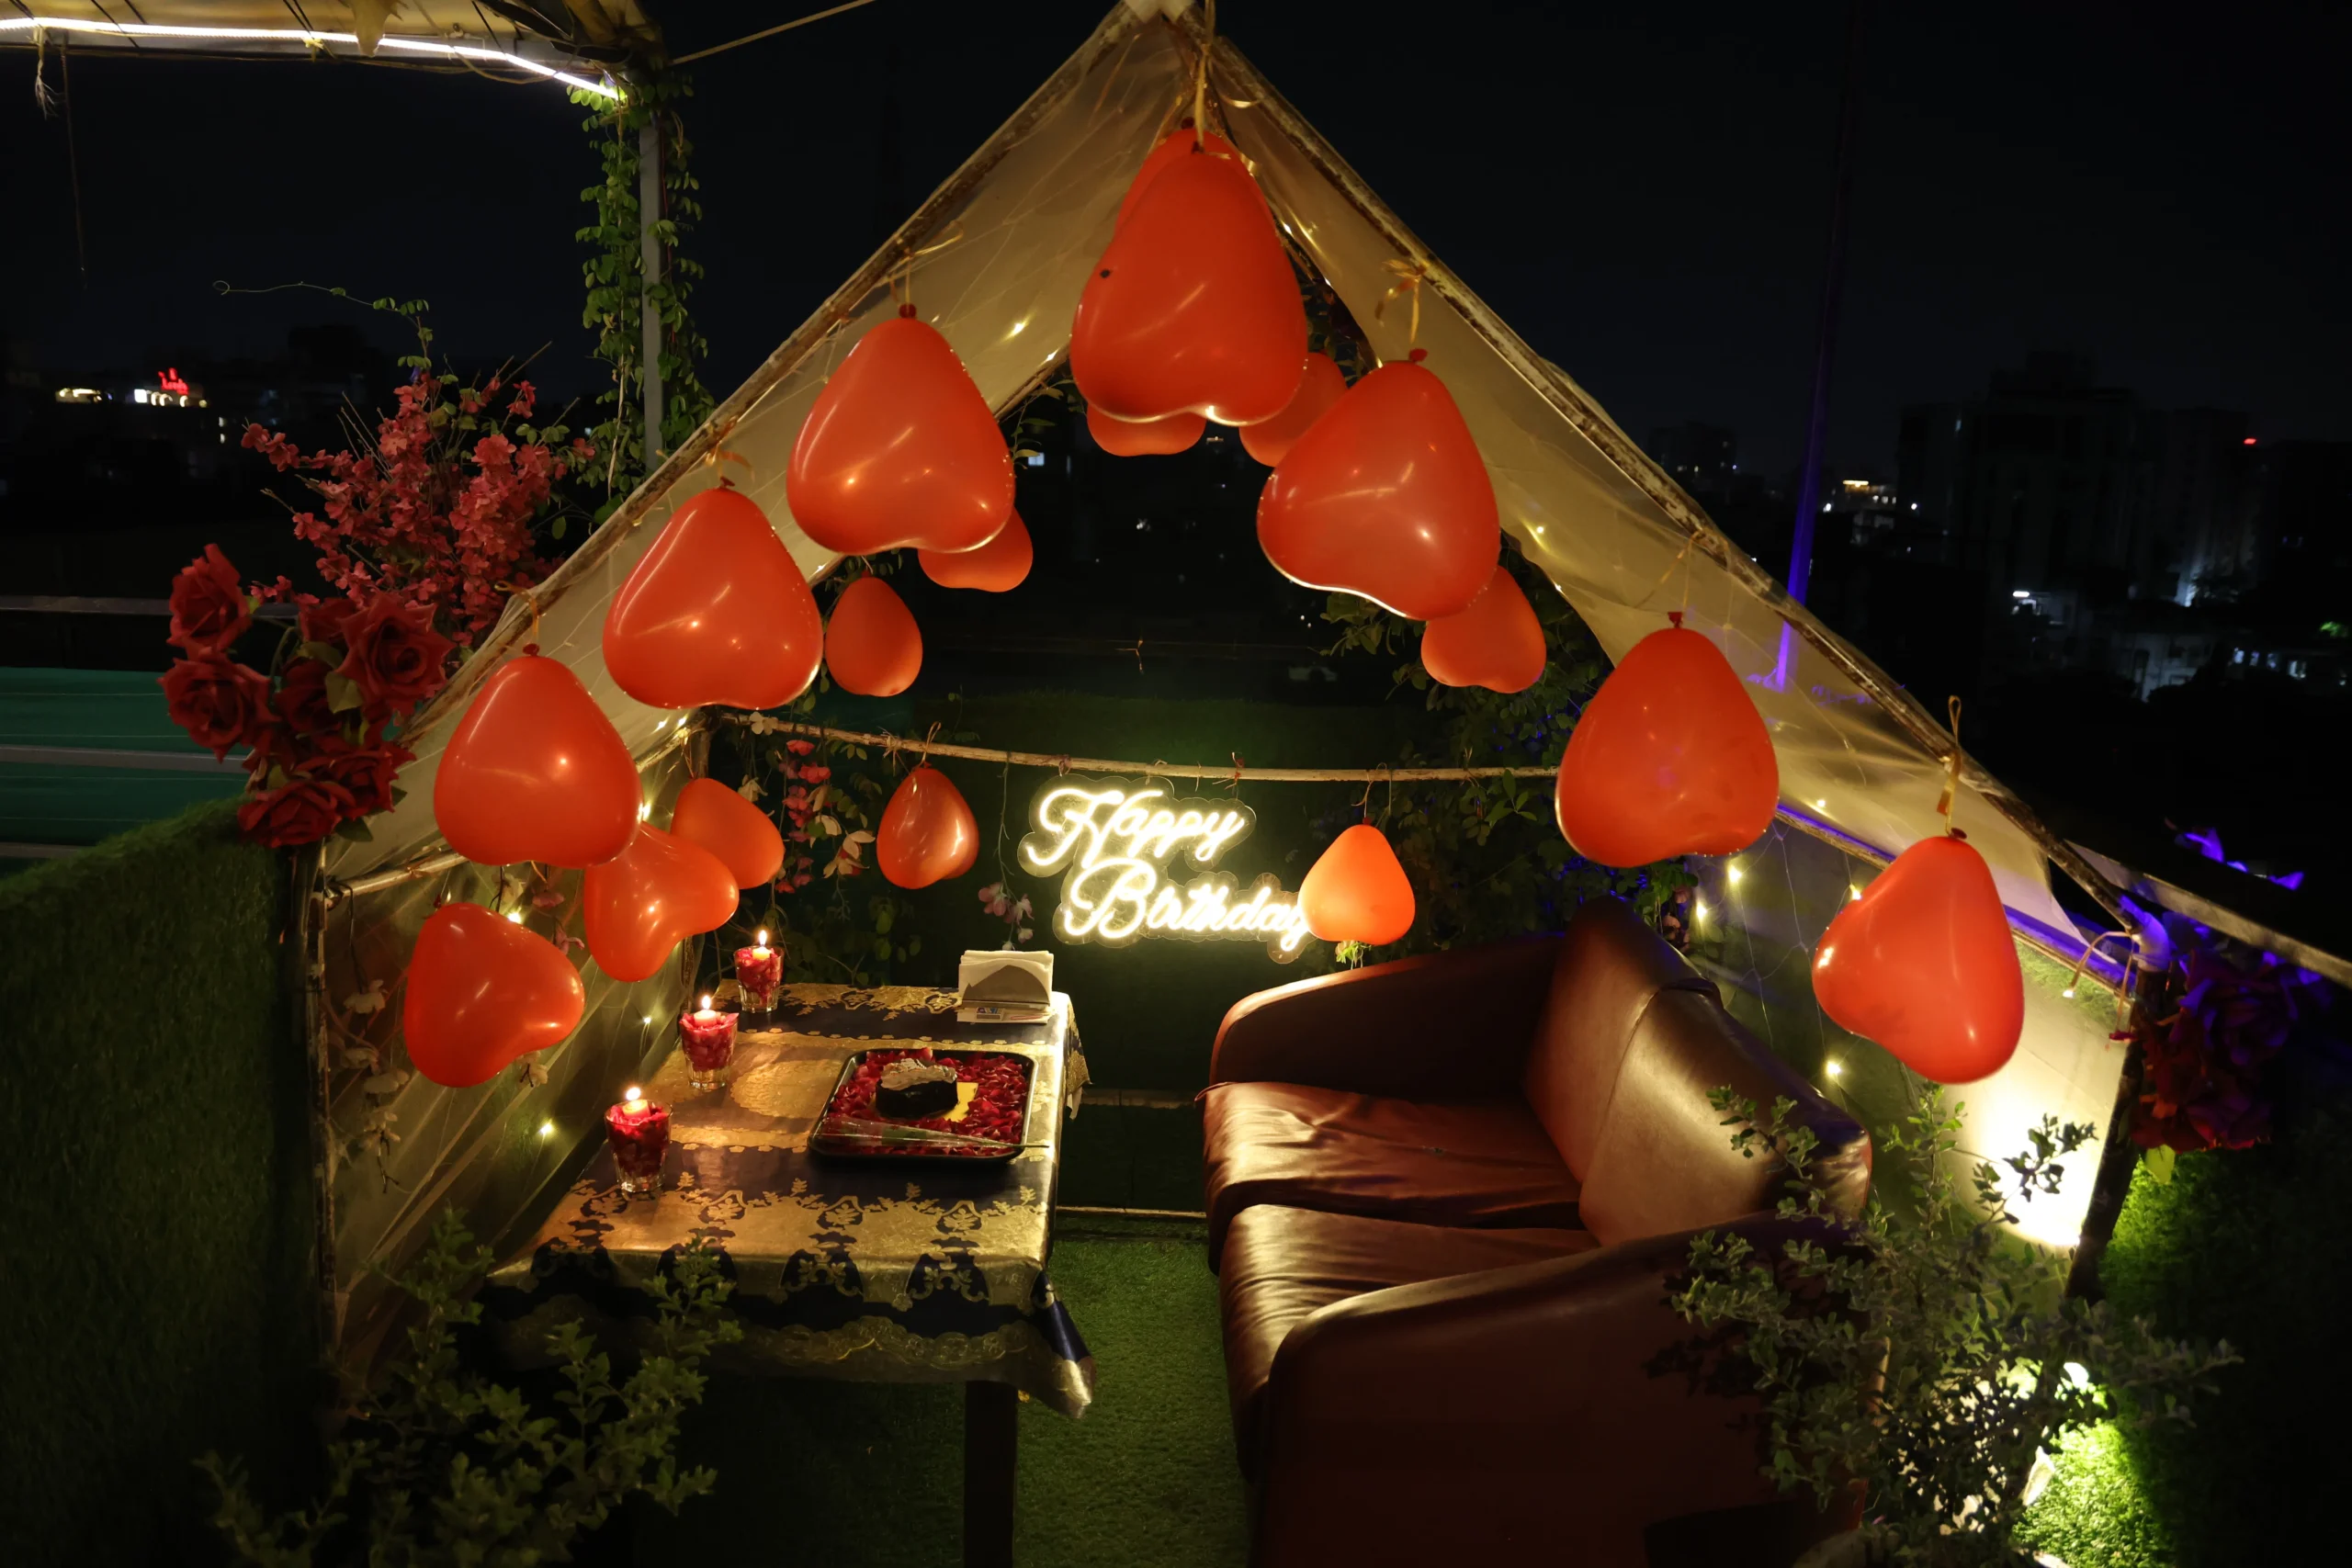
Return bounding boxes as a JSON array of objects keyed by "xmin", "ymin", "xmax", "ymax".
[{"xmin": 484, "ymin": 985, "xmax": 1094, "ymax": 1417}]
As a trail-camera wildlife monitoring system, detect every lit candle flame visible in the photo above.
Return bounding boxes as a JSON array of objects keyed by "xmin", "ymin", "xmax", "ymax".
[
  {"xmin": 755, "ymin": 929, "xmax": 769, "ymax": 948},
  {"xmin": 505, "ymin": 909, "xmax": 524, "ymax": 924},
  {"xmin": 699, "ymin": 994, "xmax": 713, "ymax": 1011}
]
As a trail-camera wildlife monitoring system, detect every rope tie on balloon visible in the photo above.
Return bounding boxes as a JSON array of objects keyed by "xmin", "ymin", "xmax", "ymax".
[
  {"xmin": 495, "ymin": 581, "xmax": 543, "ymax": 653},
  {"xmin": 1638, "ymin": 532, "xmax": 1700, "ymax": 614},
  {"xmin": 1225, "ymin": 752, "xmax": 1245, "ymax": 795},
  {"xmin": 887, "ymin": 220, "xmax": 966, "ymax": 317},
  {"xmin": 1935, "ymin": 695, "xmax": 1965, "ymax": 829},
  {"xmin": 1375, "ymin": 259, "xmax": 1430, "ymax": 354},
  {"xmin": 918, "ymin": 722, "xmax": 941, "ymax": 767},
  {"xmin": 1191, "ymin": 0, "xmax": 1216, "ymax": 150},
  {"xmin": 2064, "ymin": 927, "xmax": 2143, "ymax": 1020},
  {"xmin": 700, "ymin": 417, "xmax": 750, "ymax": 486}
]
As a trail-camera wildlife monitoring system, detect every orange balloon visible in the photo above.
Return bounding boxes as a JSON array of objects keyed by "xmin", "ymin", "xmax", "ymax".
[
  {"xmin": 919, "ymin": 509, "xmax": 1034, "ymax": 592},
  {"xmin": 825, "ymin": 575, "xmax": 922, "ymax": 697},
  {"xmin": 1553, "ymin": 622, "xmax": 1778, "ymax": 868},
  {"xmin": 1299, "ymin": 825, "xmax": 1416, "ymax": 946},
  {"xmin": 1258, "ymin": 361, "xmax": 1498, "ymax": 620},
  {"xmin": 1115, "ymin": 127, "xmax": 1239, "ymax": 228},
  {"xmin": 582, "ymin": 824, "xmax": 740, "ymax": 983},
  {"xmin": 1087, "ymin": 401, "xmax": 1206, "ymax": 457},
  {"xmin": 670, "ymin": 776, "xmax": 785, "ymax": 889},
  {"xmin": 1239, "ymin": 351, "xmax": 1346, "ymax": 467},
  {"xmin": 1813, "ymin": 833, "xmax": 2024, "ymax": 1083},
  {"xmin": 1421, "ymin": 567, "xmax": 1547, "ymax": 694},
  {"xmin": 877, "ymin": 766, "xmax": 978, "ymax": 889},
  {"xmin": 603, "ymin": 487, "xmax": 823, "ymax": 710},
  {"xmin": 435, "ymin": 655, "xmax": 639, "ymax": 868},
  {"xmin": 403, "ymin": 902, "xmax": 584, "ymax": 1088},
  {"xmin": 1070, "ymin": 146, "xmax": 1306, "ymax": 426},
  {"xmin": 786, "ymin": 315, "xmax": 1014, "ymax": 556}
]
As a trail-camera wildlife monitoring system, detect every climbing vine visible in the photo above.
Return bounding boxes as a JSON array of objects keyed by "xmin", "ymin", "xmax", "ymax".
[{"xmin": 572, "ymin": 69, "xmax": 716, "ymax": 506}]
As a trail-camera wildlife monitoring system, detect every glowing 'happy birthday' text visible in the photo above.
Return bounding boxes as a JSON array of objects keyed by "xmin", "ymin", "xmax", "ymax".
[{"xmin": 1017, "ymin": 779, "xmax": 1312, "ymax": 961}]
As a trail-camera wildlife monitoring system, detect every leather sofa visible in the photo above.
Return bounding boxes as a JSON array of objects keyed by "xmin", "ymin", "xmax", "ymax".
[{"xmin": 1202, "ymin": 897, "xmax": 1871, "ymax": 1567}]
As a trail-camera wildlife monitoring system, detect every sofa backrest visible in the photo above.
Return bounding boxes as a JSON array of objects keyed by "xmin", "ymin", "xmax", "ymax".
[{"xmin": 1522, "ymin": 898, "xmax": 1871, "ymax": 1247}]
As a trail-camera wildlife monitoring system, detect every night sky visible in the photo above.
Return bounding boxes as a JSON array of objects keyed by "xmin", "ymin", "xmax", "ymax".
[{"xmin": 4, "ymin": 0, "xmax": 2346, "ymax": 477}]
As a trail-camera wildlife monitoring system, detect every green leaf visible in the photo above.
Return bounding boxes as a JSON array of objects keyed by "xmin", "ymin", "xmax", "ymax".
[
  {"xmin": 324, "ymin": 671, "xmax": 366, "ymax": 714},
  {"xmin": 334, "ymin": 816, "xmax": 375, "ymax": 842},
  {"xmin": 2142, "ymin": 1144, "xmax": 2178, "ymax": 1185},
  {"xmin": 297, "ymin": 639, "xmax": 345, "ymax": 666}
]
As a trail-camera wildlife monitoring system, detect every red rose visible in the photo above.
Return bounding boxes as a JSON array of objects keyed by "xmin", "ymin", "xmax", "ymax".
[
  {"xmin": 274, "ymin": 657, "xmax": 341, "ymax": 738},
  {"xmin": 161, "ymin": 656, "xmax": 274, "ymax": 760},
  {"xmin": 236, "ymin": 776, "xmax": 359, "ymax": 849},
  {"xmin": 337, "ymin": 596, "xmax": 454, "ymax": 716},
  {"xmin": 167, "ymin": 545, "xmax": 252, "ymax": 655},
  {"xmin": 300, "ymin": 739, "xmax": 413, "ymax": 817},
  {"xmin": 299, "ymin": 595, "xmax": 361, "ymax": 648}
]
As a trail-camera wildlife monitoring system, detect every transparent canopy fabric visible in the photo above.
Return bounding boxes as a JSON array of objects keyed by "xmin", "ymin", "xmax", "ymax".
[{"xmin": 314, "ymin": 4, "xmax": 2119, "ymax": 1359}]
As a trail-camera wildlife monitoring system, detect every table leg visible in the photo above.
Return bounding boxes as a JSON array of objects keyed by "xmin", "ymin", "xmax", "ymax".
[{"xmin": 963, "ymin": 1380, "xmax": 1019, "ymax": 1568}]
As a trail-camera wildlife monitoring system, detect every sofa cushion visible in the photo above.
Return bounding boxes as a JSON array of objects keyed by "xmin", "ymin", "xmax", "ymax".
[
  {"xmin": 1202, "ymin": 1080, "xmax": 1583, "ymax": 1266},
  {"xmin": 1218, "ymin": 1205, "xmax": 1596, "ymax": 1479}
]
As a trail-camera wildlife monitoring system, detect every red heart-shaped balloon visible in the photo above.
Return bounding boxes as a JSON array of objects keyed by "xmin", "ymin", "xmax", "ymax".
[
  {"xmin": 786, "ymin": 316, "xmax": 1013, "ymax": 556},
  {"xmin": 1298, "ymin": 824, "xmax": 1416, "ymax": 946},
  {"xmin": 1421, "ymin": 567, "xmax": 1547, "ymax": 694},
  {"xmin": 1813, "ymin": 834, "xmax": 2024, "ymax": 1083},
  {"xmin": 1553, "ymin": 623, "xmax": 1778, "ymax": 868},
  {"xmin": 1239, "ymin": 351, "xmax": 1346, "ymax": 467},
  {"xmin": 877, "ymin": 766, "xmax": 978, "ymax": 889},
  {"xmin": 825, "ymin": 575, "xmax": 922, "ymax": 696},
  {"xmin": 582, "ymin": 823, "xmax": 740, "ymax": 983},
  {"xmin": 1258, "ymin": 361, "xmax": 1498, "ymax": 619},
  {"xmin": 1115, "ymin": 126, "xmax": 1239, "ymax": 228},
  {"xmin": 403, "ymin": 902, "xmax": 584, "ymax": 1088},
  {"xmin": 603, "ymin": 487, "xmax": 823, "ymax": 711},
  {"xmin": 1087, "ymin": 401, "xmax": 1205, "ymax": 457},
  {"xmin": 919, "ymin": 509, "xmax": 1034, "ymax": 592},
  {"xmin": 1071, "ymin": 146, "xmax": 1306, "ymax": 426},
  {"xmin": 670, "ymin": 776, "xmax": 785, "ymax": 890},
  {"xmin": 435, "ymin": 655, "xmax": 639, "ymax": 868}
]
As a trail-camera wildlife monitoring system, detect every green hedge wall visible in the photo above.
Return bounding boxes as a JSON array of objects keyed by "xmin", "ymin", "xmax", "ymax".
[{"xmin": 0, "ymin": 799, "xmax": 318, "ymax": 1565}]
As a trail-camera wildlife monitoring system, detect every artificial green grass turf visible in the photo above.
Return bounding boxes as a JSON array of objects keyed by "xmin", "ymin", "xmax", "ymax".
[
  {"xmin": 635, "ymin": 1219, "xmax": 1249, "ymax": 1566},
  {"xmin": 0, "ymin": 798, "xmax": 318, "ymax": 1565}
]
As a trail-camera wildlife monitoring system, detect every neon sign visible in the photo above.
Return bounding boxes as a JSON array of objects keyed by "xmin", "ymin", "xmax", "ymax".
[
  {"xmin": 157, "ymin": 367, "xmax": 190, "ymax": 396},
  {"xmin": 1017, "ymin": 777, "xmax": 1314, "ymax": 962}
]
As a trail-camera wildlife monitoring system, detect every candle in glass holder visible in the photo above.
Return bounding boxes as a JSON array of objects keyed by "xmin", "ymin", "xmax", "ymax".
[
  {"xmin": 679, "ymin": 993, "xmax": 737, "ymax": 1091},
  {"xmin": 605, "ymin": 1086, "xmax": 671, "ymax": 1195},
  {"xmin": 734, "ymin": 927, "xmax": 782, "ymax": 1021}
]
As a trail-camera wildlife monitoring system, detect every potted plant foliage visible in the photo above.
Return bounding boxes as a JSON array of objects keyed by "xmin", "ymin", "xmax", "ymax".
[{"xmin": 1670, "ymin": 1088, "xmax": 2236, "ymax": 1567}]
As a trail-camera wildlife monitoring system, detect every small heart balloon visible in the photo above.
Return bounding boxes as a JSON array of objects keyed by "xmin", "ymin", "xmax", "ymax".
[
  {"xmin": 1258, "ymin": 361, "xmax": 1498, "ymax": 620},
  {"xmin": 786, "ymin": 315, "xmax": 1013, "ymax": 556},
  {"xmin": 1298, "ymin": 824, "xmax": 1416, "ymax": 946},
  {"xmin": 877, "ymin": 766, "xmax": 978, "ymax": 889},
  {"xmin": 1087, "ymin": 401, "xmax": 1205, "ymax": 457},
  {"xmin": 670, "ymin": 776, "xmax": 785, "ymax": 890},
  {"xmin": 825, "ymin": 575, "xmax": 922, "ymax": 696},
  {"xmin": 435, "ymin": 655, "xmax": 639, "ymax": 868},
  {"xmin": 1553, "ymin": 621, "xmax": 1779, "ymax": 868},
  {"xmin": 919, "ymin": 509, "xmax": 1034, "ymax": 592},
  {"xmin": 1421, "ymin": 567, "xmax": 1547, "ymax": 694},
  {"xmin": 603, "ymin": 487, "xmax": 823, "ymax": 710},
  {"xmin": 582, "ymin": 824, "xmax": 740, "ymax": 983},
  {"xmin": 1071, "ymin": 147, "xmax": 1306, "ymax": 426},
  {"xmin": 403, "ymin": 902, "xmax": 584, "ymax": 1088},
  {"xmin": 1239, "ymin": 351, "xmax": 1346, "ymax": 467},
  {"xmin": 1813, "ymin": 833, "xmax": 2024, "ymax": 1083},
  {"xmin": 1115, "ymin": 126, "xmax": 1239, "ymax": 227}
]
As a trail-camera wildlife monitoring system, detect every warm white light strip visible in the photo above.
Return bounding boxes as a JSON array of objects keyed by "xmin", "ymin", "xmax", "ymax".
[{"xmin": 0, "ymin": 17, "xmax": 621, "ymax": 98}]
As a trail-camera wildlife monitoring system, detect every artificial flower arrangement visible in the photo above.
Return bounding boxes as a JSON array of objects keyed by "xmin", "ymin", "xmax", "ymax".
[{"xmin": 160, "ymin": 343, "xmax": 593, "ymax": 848}]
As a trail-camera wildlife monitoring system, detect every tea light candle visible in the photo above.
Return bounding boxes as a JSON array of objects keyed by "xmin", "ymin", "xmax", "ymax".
[
  {"xmin": 605, "ymin": 1086, "xmax": 671, "ymax": 1195},
  {"xmin": 679, "ymin": 993, "xmax": 738, "ymax": 1090},
  {"xmin": 734, "ymin": 927, "xmax": 783, "ymax": 1018}
]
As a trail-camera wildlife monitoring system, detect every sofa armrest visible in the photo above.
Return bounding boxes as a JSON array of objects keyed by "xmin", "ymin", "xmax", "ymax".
[
  {"xmin": 1207, "ymin": 933, "xmax": 1561, "ymax": 1100},
  {"xmin": 1250, "ymin": 1217, "xmax": 1849, "ymax": 1567}
]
